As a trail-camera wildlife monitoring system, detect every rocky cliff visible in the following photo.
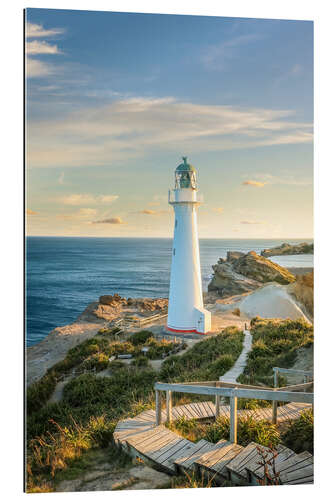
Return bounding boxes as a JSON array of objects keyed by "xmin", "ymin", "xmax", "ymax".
[
  {"xmin": 261, "ymin": 242, "xmax": 313, "ymax": 257},
  {"xmin": 208, "ymin": 251, "xmax": 296, "ymax": 297}
]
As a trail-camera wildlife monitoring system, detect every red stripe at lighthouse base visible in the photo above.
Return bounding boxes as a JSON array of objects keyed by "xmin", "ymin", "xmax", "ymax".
[{"xmin": 166, "ymin": 326, "xmax": 207, "ymax": 335}]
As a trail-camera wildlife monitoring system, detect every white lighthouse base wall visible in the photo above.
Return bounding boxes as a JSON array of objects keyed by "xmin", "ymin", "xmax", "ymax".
[{"xmin": 194, "ymin": 306, "xmax": 211, "ymax": 334}]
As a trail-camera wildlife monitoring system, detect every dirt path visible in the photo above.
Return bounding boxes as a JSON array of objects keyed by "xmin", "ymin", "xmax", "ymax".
[{"xmin": 220, "ymin": 329, "xmax": 252, "ymax": 383}]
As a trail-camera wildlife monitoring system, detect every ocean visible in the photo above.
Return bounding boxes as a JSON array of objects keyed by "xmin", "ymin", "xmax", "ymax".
[{"xmin": 26, "ymin": 237, "xmax": 313, "ymax": 346}]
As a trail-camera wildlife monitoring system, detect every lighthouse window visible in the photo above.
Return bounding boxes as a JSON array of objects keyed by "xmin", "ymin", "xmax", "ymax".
[
  {"xmin": 173, "ymin": 248, "xmax": 176, "ymax": 255},
  {"xmin": 175, "ymin": 220, "xmax": 178, "ymax": 228}
]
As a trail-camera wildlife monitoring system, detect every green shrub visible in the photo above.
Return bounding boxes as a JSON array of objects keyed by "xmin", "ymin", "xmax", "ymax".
[
  {"xmin": 160, "ymin": 327, "xmax": 244, "ymax": 383},
  {"xmin": 131, "ymin": 355, "xmax": 149, "ymax": 367},
  {"xmin": 81, "ymin": 353, "xmax": 110, "ymax": 372},
  {"xmin": 282, "ymin": 408, "xmax": 313, "ymax": 454},
  {"xmin": 27, "ymin": 372, "xmax": 57, "ymax": 414},
  {"xmin": 203, "ymin": 416, "xmax": 280, "ymax": 448},
  {"xmin": 238, "ymin": 318, "xmax": 313, "ymax": 386},
  {"xmin": 129, "ymin": 330, "xmax": 153, "ymax": 346}
]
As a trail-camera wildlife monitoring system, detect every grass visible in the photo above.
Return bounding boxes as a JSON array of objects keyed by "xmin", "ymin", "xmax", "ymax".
[
  {"xmin": 282, "ymin": 408, "xmax": 313, "ymax": 454},
  {"xmin": 26, "ymin": 326, "xmax": 243, "ymax": 491},
  {"xmin": 167, "ymin": 415, "xmax": 280, "ymax": 448},
  {"xmin": 160, "ymin": 326, "xmax": 244, "ymax": 383},
  {"xmin": 237, "ymin": 317, "xmax": 313, "ymax": 386}
]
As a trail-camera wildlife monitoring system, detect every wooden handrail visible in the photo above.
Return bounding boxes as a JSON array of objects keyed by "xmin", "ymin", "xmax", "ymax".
[{"xmin": 154, "ymin": 380, "xmax": 313, "ymax": 444}]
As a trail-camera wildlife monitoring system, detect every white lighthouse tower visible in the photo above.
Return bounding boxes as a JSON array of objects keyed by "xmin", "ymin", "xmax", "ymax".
[{"xmin": 167, "ymin": 157, "xmax": 211, "ymax": 334}]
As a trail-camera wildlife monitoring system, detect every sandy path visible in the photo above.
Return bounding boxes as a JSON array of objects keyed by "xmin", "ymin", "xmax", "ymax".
[{"xmin": 220, "ymin": 329, "xmax": 252, "ymax": 383}]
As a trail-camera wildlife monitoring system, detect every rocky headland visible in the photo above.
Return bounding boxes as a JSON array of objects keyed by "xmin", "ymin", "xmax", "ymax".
[
  {"xmin": 27, "ymin": 295, "xmax": 168, "ymax": 385},
  {"xmin": 261, "ymin": 242, "xmax": 313, "ymax": 257},
  {"xmin": 208, "ymin": 250, "xmax": 296, "ymax": 297}
]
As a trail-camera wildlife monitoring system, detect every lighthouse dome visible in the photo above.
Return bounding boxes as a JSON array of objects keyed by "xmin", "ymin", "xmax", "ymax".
[
  {"xmin": 175, "ymin": 157, "xmax": 197, "ymax": 189},
  {"xmin": 176, "ymin": 156, "xmax": 196, "ymax": 173}
]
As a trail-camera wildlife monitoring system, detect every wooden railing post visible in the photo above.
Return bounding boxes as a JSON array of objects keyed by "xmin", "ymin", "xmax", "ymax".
[
  {"xmin": 155, "ymin": 390, "xmax": 162, "ymax": 426},
  {"xmin": 166, "ymin": 390, "xmax": 172, "ymax": 424},
  {"xmin": 230, "ymin": 391, "xmax": 238, "ymax": 444},
  {"xmin": 272, "ymin": 369, "xmax": 278, "ymax": 424},
  {"xmin": 215, "ymin": 394, "xmax": 221, "ymax": 419}
]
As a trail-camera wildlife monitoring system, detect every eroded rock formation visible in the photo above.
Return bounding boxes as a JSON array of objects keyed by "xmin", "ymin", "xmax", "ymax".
[{"xmin": 208, "ymin": 251, "xmax": 295, "ymax": 297}]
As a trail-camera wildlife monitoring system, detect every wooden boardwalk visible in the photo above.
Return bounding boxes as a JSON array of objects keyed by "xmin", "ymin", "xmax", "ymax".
[{"xmin": 113, "ymin": 400, "xmax": 313, "ymax": 486}]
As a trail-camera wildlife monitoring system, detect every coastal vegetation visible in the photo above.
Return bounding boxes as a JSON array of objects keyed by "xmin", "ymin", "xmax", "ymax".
[
  {"xmin": 237, "ymin": 317, "xmax": 313, "ymax": 387},
  {"xmin": 26, "ymin": 319, "xmax": 313, "ymax": 491},
  {"xmin": 167, "ymin": 414, "xmax": 280, "ymax": 448},
  {"xmin": 26, "ymin": 326, "xmax": 243, "ymax": 491}
]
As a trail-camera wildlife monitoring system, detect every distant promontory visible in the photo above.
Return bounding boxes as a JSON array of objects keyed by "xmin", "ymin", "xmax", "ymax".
[{"xmin": 261, "ymin": 242, "xmax": 314, "ymax": 257}]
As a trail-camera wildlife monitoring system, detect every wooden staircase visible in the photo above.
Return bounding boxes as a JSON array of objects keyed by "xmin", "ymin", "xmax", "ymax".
[{"xmin": 113, "ymin": 400, "xmax": 313, "ymax": 486}]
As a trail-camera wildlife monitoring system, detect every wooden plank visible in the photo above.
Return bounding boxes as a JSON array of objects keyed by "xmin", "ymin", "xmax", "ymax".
[
  {"xmin": 248, "ymin": 446, "xmax": 296, "ymax": 479},
  {"xmin": 199, "ymin": 443, "xmax": 239, "ymax": 469},
  {"xmin": 159, "ymin": 439, "xmax": 194, "ymax": 465},
  {"xmin": 211, "ymin": 445, "xmax": 244, "ymax": 476},
  {"xmin": 175, "ymin": 440, "xmax": 215, "ymax": 468},
  {"xmin": 180, "ymin": 404, "xmax": 197, "ymax": 420},
  {"xmin": 190, "ymin": 402, "xmax": 204, "ymax": 419},
  {"xmin": 158, "ymin": 439, "xmax": 193, "ymax": 466},
  {"xmin": 194, "ymin": 441, "xmax": 229, "ymax": 468},
  {"xmin": 226, "ymin": 442, "xmax": 258, "ymax": 479},
  {"xmin": 275, "ymin": 452, "xmax": 313, "ymax": 474},
  {"xmin": 139, "ymin": 432, "xmax": 179, "ymax": 456},
  {"xmin": 280, "ymin": 464, "xmax": 314, "ymax": 484},
  {"xmin": 288, "ymin": 475, "xmax": 314, "ymax": 485},
  {"xmin": 126, "ymin": 426, "xmax": 166, "ymax": 447}
]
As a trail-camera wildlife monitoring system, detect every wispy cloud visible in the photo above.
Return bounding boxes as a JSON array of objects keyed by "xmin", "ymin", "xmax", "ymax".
[
  {"xmin": 25, "ymin": 22, "xmax": 65, "ymax": 79},
  {"xmin": 28, "ymin": 97, "xmax": 313, "ymax": 168},
  {"xmin": 201, "ymin": 34, "xmax": 262, "ymax": 70},
  {"xmin": 58, "ymin": 172, "xmax": 65, "ymax": 185},
  {"xmin": 212, "ymin": 207, "xmax": 224, "ymax": 213},
  {"xmin": 136, "ymin": 209, "xmax": 169, "ymax": 215},
  {"xmin": 245, "ymin": 173, "xmax": 312, "ymax": 187},
  {"xmin": 26, "ymin": 40, "xmax": 62, "ymax": 55},
  {"xmin": 26, "ymin": 22, "xmax": 65, "ymax": 39},
  {"xmin": 60, "ymin": 194, "xmax": 119, "ymax": 205},
  {"xmin": 92, "ymin": 217, "xmax": 126, "ymax": 225},
  {"xmin": 27, "ymin": 209, "xmax": 38, "ymax": 215},
  {"xmin": 242, "ymin": 180, "xmax": 267, "ymax": 188}
]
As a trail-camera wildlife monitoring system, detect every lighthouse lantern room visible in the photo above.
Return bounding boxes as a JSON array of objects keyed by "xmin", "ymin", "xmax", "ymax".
[{"xmin": 167, "ymin": 157, "xmax": 211, "ymax": 334}]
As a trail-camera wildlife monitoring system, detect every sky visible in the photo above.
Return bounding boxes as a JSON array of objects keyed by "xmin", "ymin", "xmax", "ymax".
[{"xmin": 25, "ymin": 9, "xmax": 313, "ymax": 238}]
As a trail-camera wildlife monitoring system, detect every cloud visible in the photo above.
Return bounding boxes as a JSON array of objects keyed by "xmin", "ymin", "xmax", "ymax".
[
  {"xmin": 61, "ymin": 194, "xmax": 119, "ymax": 205},
  {"xmin": 26, "ymin": 40, "xmax": 62, "ymax": 55},
  {"xmin": 136, "ymin": 209, "xmax": 169, "ymax": 215},
  {"xmin": 26, "ymin": 22, "xmax": 65, "ymax": 38},
  {"xmin": 25, "ymin": 22, "xmax": 65, "ymax": 79},
  {"xmin": 27, "ymin": 209, "xmax": 38, "ymax": 215},
  {"xmin": 242, "ymin": 180, "xmax": 267, "ymax": 188},
  {"xmin": 58, "ymin": 172, "xmax": 65, "ymax": 184},
  {"xmin": 201, "ymin": 34, "xmax": 262, "ymax": 70},
  {"xmin": 240, "ymin": 220, "xmax": 266, "ymax": 225},
  {"xmin": 212, "ymin": 207, "xmax": 224, "ymax": 213},
  {"xmin": 26, "ymin": 58, "xmax": 56, "ymax": 78},
  {"xmin": 247, "ymin": 173, "xmax": 312, "ymax": 187},
  {"xmin": 27, "ymin": 97, "xmax": 313, "ymax": 168},
  {"xmin": 92, "ymin": 217, "xmax": 126, "ymax": 225}
]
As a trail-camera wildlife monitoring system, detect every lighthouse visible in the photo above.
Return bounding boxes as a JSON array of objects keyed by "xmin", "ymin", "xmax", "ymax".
[{"xmin": 167, "ymin": 157, "xmax": 211, "ymax": 334}]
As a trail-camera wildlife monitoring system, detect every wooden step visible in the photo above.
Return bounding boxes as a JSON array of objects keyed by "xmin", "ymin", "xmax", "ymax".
[
  {"xmin": 245, "ymin": 444, "xmax": 297, "ymax": 484},
  {"xmin": 225, "ymin": 442, "xmax": 261, "ymax": 484},
  {"xmin": 174, "ymin": 439, "xmax": 218, "ymax": 472},
  {"xmin": 278, "ymin": 452, "xmax": 313, "ymax": 485},
  {"xmin": 194, "ymin": 441, "xmax": 244, "ymax": 483}
]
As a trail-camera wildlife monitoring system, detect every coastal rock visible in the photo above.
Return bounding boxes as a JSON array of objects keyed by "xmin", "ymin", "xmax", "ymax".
[
  {"xmin": 127, "ymin": 298, "xmax": 168, "ymax": 313},
  {"xmin": 261, "ymin": 242, "xmax": 313, "ymax": 257},
  {"xmin": 99, "ymin": 294, "xmax": 127, "ymax": 307},
  {"xmin": 208, "ymin": 251, "xmax": 295, "ymax": 297},
  {"xmin": 233, "ymin": 251, "xmax": 296, "ymax": 284},
  {"xmin": 208, "ymin": 261, "xmax": 260, "ymax": 296}
]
